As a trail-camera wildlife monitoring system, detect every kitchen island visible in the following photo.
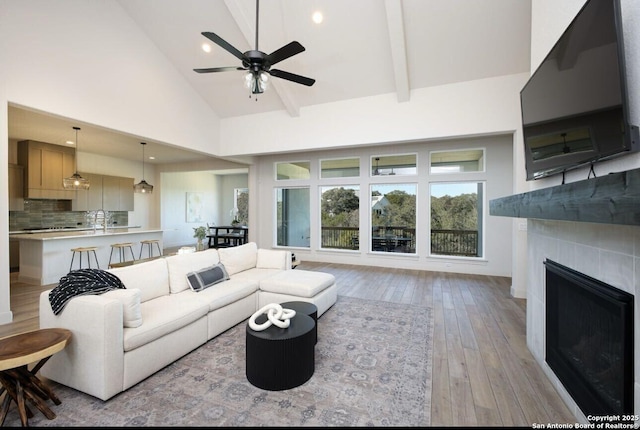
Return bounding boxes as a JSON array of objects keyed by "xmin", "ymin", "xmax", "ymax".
[{"xmin": 12, "ymin": 228, "xmax": 163, "ymax": 285}]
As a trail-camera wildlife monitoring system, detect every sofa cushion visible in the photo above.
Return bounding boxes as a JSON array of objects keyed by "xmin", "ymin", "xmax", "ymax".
[
  {"xmin": 218, "ymin": 242, "xmax": 258, "ymax": 276},
  {"xmin": 259, "ymin": 270, "xmax": 335, "ymax": 298},
  {"xmin": 187, "ymin": 263, "xmax": 230, "ymax": 292},
  {"xmin": 108, "ymin": 258, "xmax": 170, "ymax": 303},
  {"xmin": 123, "ymin": 294, "xmax": 209, "ymax": 352},
  {"xmin": 102, "ymin": 288, "xmax": 142, "ymax": 328},
  {"xmin": 256, "ymin": 249, "xmax": 290, "ymax": 270},
  {"xmin": 178, "ymin": 278, "xmax": 259, "ymax": 312},
  {"xmin": 231, "ymin": 267, "xmax": 283, "ymax": 282},
  {"xmin": 165, "ymin": 249, "xmax": 220, "ymax": 294}
]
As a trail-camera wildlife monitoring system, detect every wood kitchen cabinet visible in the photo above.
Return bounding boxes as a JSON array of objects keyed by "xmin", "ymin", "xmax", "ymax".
[
  {"xmin": 72, "ymin": 173, "xmax": 134, "ymax": 211},
  {"xmin": 17, "ymin": 140, "xmax": 76, "ymax": 199},
  {"xmin": 8, "ymin": 164, "xmax": 24, "ymax": 211}
]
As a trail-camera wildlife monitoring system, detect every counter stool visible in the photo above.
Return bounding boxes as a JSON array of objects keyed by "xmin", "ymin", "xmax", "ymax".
[
  {"xmin": 139, "ymin": 239, "xmax": 162, "ymax": 259},
  {"xmin": 108, "ymin": 242, "xmax": 136, "ymax": 268},
  {"xmin": 69, "ymin": 246, "xmax": 100, "ymax": 271}
]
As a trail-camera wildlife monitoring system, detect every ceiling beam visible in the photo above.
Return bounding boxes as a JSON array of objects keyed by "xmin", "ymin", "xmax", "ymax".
[
  {"xmin": 384, "ymin": 0, "xmax": 410, "ymax": 103},
  {"xmin": 224, "ymin": 0, "xmax": 300, "ymax": 117}
]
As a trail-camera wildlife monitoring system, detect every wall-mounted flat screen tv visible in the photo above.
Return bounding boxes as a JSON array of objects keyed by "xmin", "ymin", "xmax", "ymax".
[{"xmin": 521, "ymin": 0, "xmax": 639, "ymax": 181}]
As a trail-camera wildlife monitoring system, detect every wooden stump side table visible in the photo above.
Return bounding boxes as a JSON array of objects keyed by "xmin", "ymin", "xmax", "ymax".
[{"xmin": 0, "ymin": 328, "xmax": 71, "ymax": 426}]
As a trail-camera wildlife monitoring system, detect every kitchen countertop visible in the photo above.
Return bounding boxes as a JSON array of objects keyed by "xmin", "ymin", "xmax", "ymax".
[
  {"xmin": 9, "ymin": 225, "xmax": 142, "ymax": 235},
  {"xmin": 10, "ymin": 227, "xmax": 162, "ymax": 241}
]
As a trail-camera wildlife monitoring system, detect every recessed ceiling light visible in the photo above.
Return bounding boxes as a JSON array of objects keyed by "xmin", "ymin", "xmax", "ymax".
[
  {"xmin": 202, "ymin": 43, "xmax": 212, "ymax": 53},
  {"xmin": 312, "ymin": 11, "xmax": 323, "ymax": 24},
  {"xmin": 65, "ymin": 140, "xmax": 74, "ymax": 145},
  {"xmin": 148, "ymin": 156, "xmax": 155, "ymax": 160}
]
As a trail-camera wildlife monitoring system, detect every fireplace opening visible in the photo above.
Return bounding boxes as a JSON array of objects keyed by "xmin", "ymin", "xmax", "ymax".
[{"xmin": 545, "ymin": 259, "xmax": 634, "ymax": 419}]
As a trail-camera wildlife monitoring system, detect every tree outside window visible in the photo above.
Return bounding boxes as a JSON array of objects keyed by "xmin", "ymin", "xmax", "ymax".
[
  {"xmin": 370, "ymin": 184, "xmax": 416, "ymax": 254},
  {"xmin": 430, "ymin": 182, "xmax": 483, "ymax": 257},
  {"xmin": 320, "ymin": 186, "xmax": 359, "ymax": 250}
]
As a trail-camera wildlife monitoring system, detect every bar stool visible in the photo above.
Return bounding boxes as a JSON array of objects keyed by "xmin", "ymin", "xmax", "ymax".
[
  {"xmin": 139, "ymin": 239, "xmax": 162, "ymax": 259},
  {"xmin": 108, "ymin": 242, "xmax": 136, "ymax": 267},
  {"xmin": 69, "ymin": 246, "xmax": 100, "ymax": 271}
]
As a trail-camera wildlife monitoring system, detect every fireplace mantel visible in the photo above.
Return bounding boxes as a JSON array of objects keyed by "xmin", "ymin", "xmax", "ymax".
[{"xmin": 489, "ymin": 167, "xmax": 640, "ymax": 226}]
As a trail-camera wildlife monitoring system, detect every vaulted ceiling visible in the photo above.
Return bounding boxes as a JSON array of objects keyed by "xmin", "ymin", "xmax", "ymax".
[
  {"xmin": 8, "ymin": 0, "xmax": 531, "ymax": 164},
  {"xmin": 119, "ymin": 0, "xmax": 531, "ymax": 118}
]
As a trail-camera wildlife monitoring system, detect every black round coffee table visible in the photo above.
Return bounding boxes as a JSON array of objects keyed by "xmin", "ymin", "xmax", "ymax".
[
  {"xmin": 280, "ymin": 301, "xmax": 318, "ymax": 344},
  {"xmin": 246, "ymin": 313, "xmax": 315, "ymax": 391}
]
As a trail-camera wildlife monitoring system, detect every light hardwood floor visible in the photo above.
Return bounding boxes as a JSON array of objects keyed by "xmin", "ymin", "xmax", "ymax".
[{"xmin": 1, "ymin": 260, "xmax": 575, "ymax": 426}]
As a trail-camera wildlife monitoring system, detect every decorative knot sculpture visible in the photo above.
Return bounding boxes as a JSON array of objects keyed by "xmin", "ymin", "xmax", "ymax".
[{"xmin": 249, "ymin": 303, "xmax": 297, "ymax": 331}]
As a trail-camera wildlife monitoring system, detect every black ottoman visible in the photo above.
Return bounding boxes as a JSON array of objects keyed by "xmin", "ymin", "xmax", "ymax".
[
  {"xmin": 246, "ymin": 313, "xmax": 315, "ymax": 391},
  {"xmin": 280, "ymin": 301, "xmax": 318, "ymax": 344}
]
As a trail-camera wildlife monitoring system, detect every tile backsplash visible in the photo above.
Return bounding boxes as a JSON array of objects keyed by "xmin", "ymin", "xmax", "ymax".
[{"xmin": 9, "ymin": 199, "xmax": 128, "ymax": 231}]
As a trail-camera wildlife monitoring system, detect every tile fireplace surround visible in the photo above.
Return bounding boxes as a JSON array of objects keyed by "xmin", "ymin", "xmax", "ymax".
[
  {"xmin": 527, "ymin": 220, "xmax": 638, "ymax": 423},
  {"xmin": 490, "ymin": 168, "xmax": 640, "ymax": 424}
]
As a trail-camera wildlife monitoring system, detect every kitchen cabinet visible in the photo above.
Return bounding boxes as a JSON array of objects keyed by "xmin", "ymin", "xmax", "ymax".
[
  {"xmin": 8, "ymin": 164, "xmax": 24, "ymax": 211},
  {"xmin": 72, "ymin": 173, "xmax": 134, "ymax": 211},
  {"xmin": 17, "ymin": 140, "xmax": 76, "ymax": 200}
]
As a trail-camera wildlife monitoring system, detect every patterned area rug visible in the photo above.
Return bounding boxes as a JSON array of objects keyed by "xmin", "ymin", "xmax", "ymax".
[{"xmin": 4, "ymin": 296, "xmax": 434, "ymax": 427}]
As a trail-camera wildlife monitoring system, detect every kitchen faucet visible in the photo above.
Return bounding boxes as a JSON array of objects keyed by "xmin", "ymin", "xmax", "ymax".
[{"xmin": 94, "ymin": 209, "xmax": 108, "ymax": 232}]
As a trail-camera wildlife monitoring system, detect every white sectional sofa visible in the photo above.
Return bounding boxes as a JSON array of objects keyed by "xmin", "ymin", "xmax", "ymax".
[{"xmin": 38, "ymin": 242, "xmax": 337, "ymax": 401}]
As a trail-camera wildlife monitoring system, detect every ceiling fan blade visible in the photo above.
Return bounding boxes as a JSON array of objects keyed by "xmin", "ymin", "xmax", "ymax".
[
  {"xmin": 194, "ymin": 66, "xmax": 246, "ymax": 73},
  {"xmin": 201, "ymin": 31, "xmax": 246, "ymax": 62},
  {"xmin": 269, "ymin": 69, "xmax": 315, "ymax": 86},
  {"xmin": 266, "ymin": 41, "xmax": 305, "ymax": 66}
]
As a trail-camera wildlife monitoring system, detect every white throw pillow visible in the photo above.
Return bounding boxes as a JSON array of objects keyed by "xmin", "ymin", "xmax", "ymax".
[{"xmin": 102, "ymin": 289, "xmax": 142, "ymax": 328}]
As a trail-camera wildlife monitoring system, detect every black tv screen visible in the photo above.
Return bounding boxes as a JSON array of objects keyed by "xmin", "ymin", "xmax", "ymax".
[{"xmin": 520, "ymin": 0, "xmax": 639, "ymax": 180}]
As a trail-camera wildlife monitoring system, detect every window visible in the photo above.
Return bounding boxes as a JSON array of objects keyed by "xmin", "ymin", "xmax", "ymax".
[
  {"xmin": 276, "ymin": 187, "xmax": 310, "ymax": 247},
  {"xmin": 430, "ymin": 149, "xmax": 484, "ymax": 174},
  {"xmin": 430, "ymin": 182, "xmax": 484, "ymax": 257},
  {"xmin": 370, "ymin": 184, "xmax": 416, "ymax": 254},
  {"xmin": 276, "ymin": 161, "xmax": 310, "ymax": 180},
  {"xmin": 320, "ymin": 186, "xmax": 360, "ymax": 250},
  {"xmin": 233, "ymin": 188, "xmax": 248, "ymax": 225},
  {"xmin": 371, "ymin": 154, "xmax": 417, "ymax": 177},
  {"xmin": 320, "ymin": 157, "xmax": 360, "ymax": 178}
]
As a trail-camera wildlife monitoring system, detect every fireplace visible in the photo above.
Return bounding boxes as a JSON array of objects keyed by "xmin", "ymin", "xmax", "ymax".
[{"xmin": 545, "ymin": 259, "xmax": 634, "ymax": 419}]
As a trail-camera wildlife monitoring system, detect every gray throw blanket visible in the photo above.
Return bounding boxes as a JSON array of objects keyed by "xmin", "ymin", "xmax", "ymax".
[{"xmin": 49, "ymin": 268, "xmax": 126, "ymax": 315}]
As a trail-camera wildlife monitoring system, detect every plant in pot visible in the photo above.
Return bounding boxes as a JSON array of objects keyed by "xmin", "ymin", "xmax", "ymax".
[{"xmin": 193, "ymin": 226, "xmax": 207, "ymax": 251}]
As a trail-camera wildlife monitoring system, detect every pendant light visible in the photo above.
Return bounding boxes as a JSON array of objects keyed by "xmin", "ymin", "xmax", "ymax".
[
  {"xmin": 63, "ymin": 126, "xmax": 90, "ymax": 190},
  {"xmin": 134, "ymin": 142, "xmax": 154, "ymax": 194}
]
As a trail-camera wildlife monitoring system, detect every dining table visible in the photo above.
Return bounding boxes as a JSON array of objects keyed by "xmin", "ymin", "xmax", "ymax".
[{"xmin": 207, "ymin": 225, "xmax": 248, "ymax": 248}]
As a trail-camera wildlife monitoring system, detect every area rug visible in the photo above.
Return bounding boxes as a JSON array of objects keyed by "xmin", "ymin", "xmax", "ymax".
[{"xmin": 3, "ymin": 296, "xmax": 434, "ymax": 427}]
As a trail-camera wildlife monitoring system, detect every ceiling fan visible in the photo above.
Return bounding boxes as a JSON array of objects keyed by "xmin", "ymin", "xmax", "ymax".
[{"xmin": 194, "ymin": 0, "xmax": 315, "ymax": 95}]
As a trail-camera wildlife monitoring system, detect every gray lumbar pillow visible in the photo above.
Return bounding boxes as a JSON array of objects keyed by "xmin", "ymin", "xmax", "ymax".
[{"xmin": 186, "ymin": 263, "xmax": 230, "ymax": 292}]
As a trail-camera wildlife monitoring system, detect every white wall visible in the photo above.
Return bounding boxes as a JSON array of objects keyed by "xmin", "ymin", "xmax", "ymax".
[{"xmin": 160, "ymin": 171, "xmax": 221, "ymax": 248}]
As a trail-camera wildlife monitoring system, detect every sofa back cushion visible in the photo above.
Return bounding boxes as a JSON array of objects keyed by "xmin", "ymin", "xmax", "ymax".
[
  {"xmin": 256, "ymin": 249, "xmax": 291, "ymax": 270},
  {"xmin": 165, "ymin": 249, "xmax": 221, "ymax": 294},
  {"xmin": 108, "ymin": 258, "xmax": 169, "ymax": 303},
  {"xmin": 218, "ymin": 242, "xmax": 258, "ymax": 276}
]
